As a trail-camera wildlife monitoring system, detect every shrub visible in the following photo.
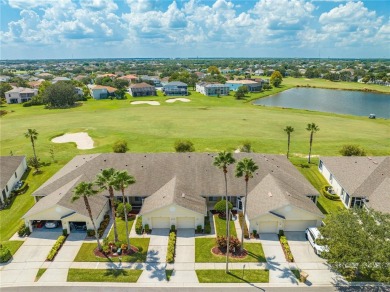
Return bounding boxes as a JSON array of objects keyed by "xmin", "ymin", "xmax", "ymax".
[
  {"xmin": 121, "ymin": 243, "xmax": 128, "ymax": 251},
  {"xmin": 116, "ymin": 202, "xmax": 132, "ymax": 218},
  {"xmin": 22, "ymin": 101, "xmax": 33, "ymax": 107},
  {"xmin": 322, "ymin": 186, "xmax": 341, "ymax": 201},
  {"xmin": 103, "ymin": 245, "xmax": 110, "ymax": 254},
  {"xmin": 196, "ymin": 225, "xmax": 202, "ymax": 233},
  {"xmin": 144, "ymin": 224, "xmax": 150, "ymax": 233},
  {"xmin": 166, "ymin": 231, "xmax": 177, "ymax": 263},
  {"xmin": 0, "ymin": 244, "xmax": 12, "ymax": 263},
  {"xmin": 170, "ymin": 225, "xmax": 176, "ymax": 232},
  {"xmin": 62, "ymin": 229, "xmax": 68, "ymax": 236},
  {"xmin": 46, "ymin": 235, "xmax": 66, "ymax": 261},
  {"xmin": 238, "ymin": 213, "xmax": 249, "ymax": 239},
  {"xmin": 214, "ymin": 200, "xmax": 233, "ymax": 214},
  {"xmin": 279, "ymin": 230, "xmax": 284, "ymax": 237},
  {"xmin": 174, "ymin": 140, "xmax": 195, "ymax": 152},
  {"xmin": 204, "ymin": 216, "xmax": 211, "ymax": 234},
  {"xmin": 135, "ymin": 216, "xmax": 143, "ymax": 235},
  {"xmin": 216, "ymin": 236, "xmax": 241, "ymax": 252},
  {"xmin": 87, "ymin": 229, "xmax": 95, "ymax": 237},
  {"xmin": 239, "ymin": 141, "xmax": 252, "ymax": 153},
  {"xmin": 113, "ymin": 140, "xmax": 128, "ymax": 153},
  {"xmin": 280, "ymin": 235, "xmax": 294, "ymax": 262},
  {"xmin": 18, "ymin": 222, "xmax": 31, "ymax": 237},
  {"xmin": 340, "ymin": 144, "xmax": 366, "ymax": 156},
  {"xmin": 252, "ymin": 230, "xmax": 257, "ymax": 237}
]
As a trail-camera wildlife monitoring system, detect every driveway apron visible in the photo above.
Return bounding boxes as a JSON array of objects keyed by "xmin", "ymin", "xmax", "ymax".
[
  {"xmin": 170, "ymin": 229, "xmax": 198, "ymax": 283},
  {"xmin": 137, "ymin": 228, "xmax": 169, "ymax": 283}
]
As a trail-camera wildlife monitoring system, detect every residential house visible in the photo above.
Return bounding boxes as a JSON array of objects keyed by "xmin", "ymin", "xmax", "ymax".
[
  {"xmin": 226, "ymin": 80, "xmax": 262, "ymax": 92},
  {"xmin": 5, "ymin": 87, "xmax": 38, "ymax": 104},
  {"xmin": 129, "ymin": 82, "xmax": 157, "ymax": 97},
  {"xmin": 139, "ymin": 76, "xmax": 162, "ymax": 87},
  {"xmin": 319, "ymin": 156, "xmax": 390, "ymax": 213},
  {"xmin": 88, "ymin": 85, "xmax": 117, "ymax": 99},
  {"xmin": 0, "ymin": 75, "xmax": 11, "ymax": 82},
  {"xmin": 23, "ymin": 153, "xmax": 323, "ymax": 233},
  {"xmin": 163, "ymin": 81, "xmax": 188, "ymax": 96},
  {"xmin": 118, "ymin": 74, "xmax": 138, "ymax": 84},
  {"xmin": 36, "ymin": 72, "xmax": 53, "ymax": 79},
  {"xmin": 0, "ymin": 156, "xmax": 27, "ymax": 204},
  {"xmin": 28, "ymin": 79, "xmax": 45, "ymax": 89},
  {"xmin": 52, "ymin": 77, "xmax": 71, "ymax": 83},
  {"xmin": 196, "ymin": 82, "xmax": 229, "ymax": 96}
]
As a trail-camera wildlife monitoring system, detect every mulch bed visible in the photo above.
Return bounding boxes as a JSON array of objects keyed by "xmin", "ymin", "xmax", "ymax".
[
  {"xmin": 94, "ymin": 245, "xmax": 139, "ymax": 258},
  {"xmin": 211, "ymin": 246, "xmax": 248, "ymax": 259}
]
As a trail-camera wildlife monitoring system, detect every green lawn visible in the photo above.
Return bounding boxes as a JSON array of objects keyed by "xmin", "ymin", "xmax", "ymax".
[
  {"xmin": 107, "ymin": 216, "xmax": 135, "ymax": 242},
  {"xmin": 214, "ymin": 214, "xmax": 237, "ymax": 237},
  {"xmin": 291, "ymin": 158, "xmax": 345, "ymax": 215},
  {"xmin": 35, "ymin": 268, "xmax": 47, "ymax": 282},
  {"xmin": 67, "ymin": 268, "xmax": 142, "ymax": 282},
  {"xmin": 0, "ymin": 240, "xmax": 24, "ymax": 256},
  {"xmin": 74, "ymin": 238, "xmax": 150, "ymax": 262},
  {"xmin": 196, "ymin": 269, "xmax": 269, "ymax": 283},
  {"xmin": 195, "ymin": 238, "xmax": 266, "ymax": 263}
]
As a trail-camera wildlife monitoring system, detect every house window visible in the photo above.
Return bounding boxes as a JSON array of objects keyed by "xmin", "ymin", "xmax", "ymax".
[
  {"xmin": 319, "ymin": 161, "xmax": 323, "ymax": 170},
  {"xmin": 134, "ymin": 196, "xmax": 142, "ymax": 202},
  {"xmin": 5, "ymin": 185, "xmax": 8, "ymax": 192},
  {"xmin": 209, "ymin": 196, "xmax": 218, "ymax": 202},
  {"xmin": 307, "ymin": 196, "xmax": 317, "ymax": 203},
  {"xmin": 344, "ymin": 193, "xmax": 350, "ymax": 207},
  {"xmin": 15, "ymin": 172, "xmax": 17, "ymax": 178},
  {"xmin": 329, "ymin": 174, "xmax": 333, "ymax": 183},
  {"xmin": 2, "ymin": 190, "xmax": 6, "ymax": 201},
  {"xmin": 351, "ymin": 197, "xmax": 364, "ymax": 208}
]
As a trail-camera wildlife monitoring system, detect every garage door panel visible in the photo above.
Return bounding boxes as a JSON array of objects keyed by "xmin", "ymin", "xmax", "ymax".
[
  {"xmin": 177, "ymin": 217, "xmax": 195, "ymax": 229},
  {"xmin": 284, "ymin": 220, "xmax": 317, "ymax": 231},
  {"xmin": 258, "ymin": 221, "xmax": 278, "ymax": 233},
  {"xmin": 151, "ymin": 217, "xmax": 170, "ymax": 229}
]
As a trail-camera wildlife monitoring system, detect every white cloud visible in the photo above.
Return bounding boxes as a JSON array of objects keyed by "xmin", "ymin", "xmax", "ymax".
[{"xmin": 7, "ymin": 0, "xmax": 49, "ymax": 9}]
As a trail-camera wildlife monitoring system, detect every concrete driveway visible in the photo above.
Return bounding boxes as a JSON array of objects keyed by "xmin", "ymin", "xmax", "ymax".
[
  {"xmin": 170, "ymin": 229, "xmax": 198, "ymax": 283},
  {"xmin": 259, "ymin": 233, "xmax": 298, "ymax": 285},
  {"xmin": 0, "ymin": 231, "xmax": 61, "ymax": 285}
]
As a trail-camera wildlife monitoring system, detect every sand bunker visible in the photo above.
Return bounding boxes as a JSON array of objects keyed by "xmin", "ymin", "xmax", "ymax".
[
  {"xmin": 52, "ymin": 132, "xmax": 94, "ymax": 150},
  {"xmin": 131, "ymin": 101, "xmax": 160, "ymax": 105},
  {"xmin": 166, "ymin": 98, "xmax": 190, "ymax": 103}
]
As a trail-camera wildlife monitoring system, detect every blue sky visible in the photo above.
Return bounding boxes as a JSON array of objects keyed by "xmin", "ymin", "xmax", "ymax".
[{"xmin": 0, "ymin": 0, "xmax": 389, "ymax": 59}]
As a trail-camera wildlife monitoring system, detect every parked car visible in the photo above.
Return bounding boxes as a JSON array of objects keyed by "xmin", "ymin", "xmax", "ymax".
[
  {"xmin": 305, "ymin": 227, "xmax": 327, "ymax": 256},
  {"xmin": 45, "ymin": 220, "xmax": 59, "ymax": 229},
  {"xmin": 70, "ymin": 222, "xmax": 87, "ymax": 231}
]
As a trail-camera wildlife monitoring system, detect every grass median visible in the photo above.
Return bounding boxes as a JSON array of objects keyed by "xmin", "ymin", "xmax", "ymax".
[
  {"xmin": 196, "ymin": 269, "xmax": 269, "ymax": 283},
  {"xmin": 67, "ymin": 268, "xmax": 142, "ymax": 282}
]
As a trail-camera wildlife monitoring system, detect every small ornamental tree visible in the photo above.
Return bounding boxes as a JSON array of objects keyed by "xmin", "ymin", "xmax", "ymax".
[
  {"xmin": 214, "ymin": 199, "xmax": 233, "ymax": 215},
  {"xmin": 42, "ymin": 82, "xmax": 78, "ymax": 108},
  {"xmin": 340, "ymin": 144, "xmax": 366, "ymax": 156},
  {"xmin": 174, "ymin": 140, "xmax": 195, "ymax": 152},
  {"xmin": 112, "ymin": 140, "xmax": 128, "ymax": 153},
  {"xmin": 270, "ymin": 70, "xmax": 283, "ymax": 87},
  {"xmin": 116, "ymin": 202, "xmax": 132, "ymax": 218}
]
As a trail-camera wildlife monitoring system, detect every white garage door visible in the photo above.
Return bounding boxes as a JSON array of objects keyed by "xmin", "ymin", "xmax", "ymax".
[
  {"xmin": 177, "ymin": 217, "xmax": 195, "ymax": 229},
  {"xmin": 258, "ymin": 221, "xmax": 278, "ymax": 233},
  {"xmin": 284, "ymin": 220, "xmax": 317, "ymax": 231},
  {"xmin": 151, "ymin": 217, "xmax": 170, "ymax": 229}
]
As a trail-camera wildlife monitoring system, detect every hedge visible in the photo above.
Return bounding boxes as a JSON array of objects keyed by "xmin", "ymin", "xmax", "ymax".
[
  {"xmin": 279, "ymin": 235, "xmax": 294, "ymax": 262},
  {"xmin": 18, "ymin": 222, "xmax": 31, "ymax": 237},
  {"xmin": 0, "ymin": 244, "xmax": 12, "ymax": 263},
  {"xmin": 322, "ymin": 186, "xmax": 341, "ymax": 201},
  {"xmin": 46, "ymin": 235, "xmax": 67, "ymax": 261},
  {"xmin": 87, "ymin": 214, "xmax": 110, "ymax": 238},
  {"xmin": 204, "ymin": 216, "xmax": 211, "ymax": 234},
  {"xmin": 166, "ymin": 232, "xmax": 176, "ymax": 263},
  {"xmin": 238, "ymin": 213, "xmax": 249, "ymax": 239},
  {"xmin": 135, "ymin": 216, "xmax": 143, "ymax": 235}
]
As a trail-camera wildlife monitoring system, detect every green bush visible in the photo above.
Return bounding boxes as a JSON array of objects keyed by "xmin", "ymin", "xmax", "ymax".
[
  {"xmin": 214, "ymin": 200, "xmax": 233, "ymax": 214},
  {"xmin": 170, "ymin": 225, "xmax": 176, "ymax": 232},
  {"xmin": 62, "ymin": 229, "xmax": 68, "ymax": 236},
  {"xmin": 216, "ymin": 235, "xmax": 241, "ymax": 252},
  {"xmin": 144, "ymin": 224, "xmax": 150, "ymax": 233},
  {"xmin": 22, "ymin": 101, "xmax": 33, "ymax": 107},
  {"xmin": 279, "ymin": 230, "xmax": 284, "ymax": 237},
  {"xmin": 204, "ymin": 216, "xmax": 211, "ymax": 234},
  {"xmin": 135, "ymin": 216, "xmax": 143, "ymax": 235},
  {"xmin": 166, "ymin": 231, "xmax": 177, "ymax": 263},
  {"xmin": 112, "ymin": 140, "xmax": 128, "ymax": 153},
  {"xmin": 116, "ymin": 202, "xmax": 132, "ymax": 218},
  {"xmin": 87, "ymin": 214, "xmax": 110, "ymax": 238},
  {"xmin": 238, "ymin": 213, "xmax": 249, "ymax": 239},
  {"xmin": 322, "ymin": 186, "xmax": 341, "ymax": 201},
  {"xmin": 46, "ymin": 235, "xmax": 67, "ymax": 261},
  {"xmin": 280, "ymin": 236, "xmax": 294, "ymax": 262},
  {"xmin": 340, "ymin": 144, "xmax": 366, "ymax": 156},
  {"xmin": 0, "ymin": 244, "xmax": 12, "ymax": 263},
  {"xmin": 18, "ymin": 222, "xmax": 30, "ymax": 237},
  {"xmin": 87, "ymin": 229, "xmax": 95, "ymax": 237},
  {"xmin": 196, "ymin": 225, "xmax": 202, "ymax": 233},
  {"xmin": 174, "ymin": 140, "xmax": 195, "ymax": 152}
]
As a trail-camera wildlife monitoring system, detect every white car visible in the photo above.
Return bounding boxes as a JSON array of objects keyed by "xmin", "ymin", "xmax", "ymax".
[
  {"xmin": 305, "ymin": 227, "xmax": 327, "ymax": 256},
  {"xmin": 45, "ymin": 221, "xmax": 59, "ymax": 229}
]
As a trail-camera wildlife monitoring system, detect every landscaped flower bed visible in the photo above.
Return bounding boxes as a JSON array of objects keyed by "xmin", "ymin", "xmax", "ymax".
[
  {"xmin": 46, "ymin": 235, "xmax": 67, "ymax": 261},
  {"xmin": 211, "ymin": 235, "xmax": 247, "ymax": 258},
  {"xmin": 279, "ymin": 233, "xmax": 294, "ymax": 262}
]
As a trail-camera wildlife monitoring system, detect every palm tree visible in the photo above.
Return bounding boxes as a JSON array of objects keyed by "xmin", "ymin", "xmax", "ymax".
[
  {"xmin": 72, "ymin": 182, "xmax": 102, "ymax": 251},
  {"xmin": 306, "ymin": 123, "xmax": 320, "ymax": 163},
  {"xmin": 113, "ymin": 170, "xmax": 136, "ymax": 248},
  {"xmin": 213, "ymin": 151, "xmax": 236, "ymax": 273},
  {"xmin": 284, "ymin": 126, "xmax": 294, "ymax": 159},
  {"xmin": 24, "ymin": 128, "xmax": 38, "ymax": 161},
  {"xmin": 95, "ymin": 168, "xmax": 119, "ymax": 242},
  {"xmin": 235, "ymin": 158, "xmax": 258, "ymax": 251}
]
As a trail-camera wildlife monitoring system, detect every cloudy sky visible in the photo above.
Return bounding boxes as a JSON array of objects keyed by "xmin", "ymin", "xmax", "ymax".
[{"xmin": 0, "ymin": 0, "xmax": 389, "ymax": 59}]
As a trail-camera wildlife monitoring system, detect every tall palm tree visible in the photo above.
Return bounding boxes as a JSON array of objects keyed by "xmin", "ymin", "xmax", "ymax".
[
  {"xmin": 213, "ymin": 151, "xmax": 236, "ymax": 273},
  {"xmin": 24, "ymin": 128, "xmax": 38, "ymax": 161},
  {"xmin": 95, "ymin": 168, "xmax": 119, "ymax": 242},
  {"xmin": 113, "ymin": 170, "xmax": 136, "ymax": 248},
  {"xmin": 235, "ymin": 158, "xmax": 258, "ymax": 251},
  {"xmin": 72, "ymin": 182, "xmax": 102, "ymax": 251},
  {"xmin": 284, "ymin": 126, "xmax": 294, "ymax": 159},
  {"xmin": 306, "ymin": 123, "xmax": 320, "ymax": 163}
]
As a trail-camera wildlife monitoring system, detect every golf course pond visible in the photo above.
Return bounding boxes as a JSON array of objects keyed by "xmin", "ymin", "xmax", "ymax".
[{"xmin": 253, "ymin": 88, "xmax": 390, "ymax": 118}]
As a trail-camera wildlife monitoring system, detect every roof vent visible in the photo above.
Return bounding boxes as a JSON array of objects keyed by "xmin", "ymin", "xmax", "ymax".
[
  {"xmin": 104, "ymin": 159, "xmax": 106, "ymax": 162},
  {"xmin": 125, "ymin": 164, "xmax": 128, "ymax": 167},
  {"xmin": 268, "ymin": 192, "xmax": 272, "ymax": 197},
  {"xmin": 141, "ymin": 165, "xmax": 143, "ymax": 168},
  {"xmin": 144, "ymin": 155, "xmax": 147, "ymax": 158},
  {"xmin": 182, "ymin": 193, "xmax": 185, "ymax": 198}
]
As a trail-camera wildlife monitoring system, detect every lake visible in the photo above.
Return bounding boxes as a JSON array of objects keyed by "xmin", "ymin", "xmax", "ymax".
[{"xmin": 253, "ymin": 88, "xmax": 390, "ymax": 118}]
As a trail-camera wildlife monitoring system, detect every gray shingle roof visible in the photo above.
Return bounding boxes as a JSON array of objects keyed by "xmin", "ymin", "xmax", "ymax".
[
  {"xmin": 28, "ymin": 153, "xmax": 320, "ymax": 218},
  {"xmin": 320, "ymin": 156, "xmax": 390, "ymax": 213},
  {"xmin": 0, "ymin": 156, "xmax": 25, "ymax": 191}
]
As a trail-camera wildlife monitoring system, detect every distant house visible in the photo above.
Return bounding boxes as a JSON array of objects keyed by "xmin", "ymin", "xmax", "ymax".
[
  {"xmin": 254, "ymin": 69, "xmax": 264, "ymax": 75},
  {"xmin": 139, "ymin": 76, "xmax": 162, "ymax": 87},
  {"xmin": 129, "ymin": 82, "xmax": 157, "ymax": 97},
  {"xmin": 27, "ymin": 79, "xmax": 45, "ymax": 89},
  {"xmin": 52, "ymin": 77, "xmax": 71, "ymax": 84},
  {"xmin": 163, "ymin": 81, "xmax": 188, "ymax": 96},
  {"xmin": 0, "ymin": 75, "xmax": 11, "ymax": 82},
  {"xmin": 96, "ymin": 73, "xmax": 116, "ymax": 79},
  {"xmin": 196, "ymin": 82, "xmax": 229, "ymax": 96},
  {"xmin": 195, "ymin": 72, "xmax": 206, "ymax": 79},
  {"xmin": 88, "ymin": 85, "xmax": 117, "ymax": 100},
  {"xmin": 5, "ymin": 87, "xmax": 38, "ymax": 104},
  {"xmin": 73, "ymin": 75, "xmax": 87, "ymax": 82},
  {"xmin": 0, "ymin": 156, "xmax": 27, "ymax": 204},
  {"xmin": 36, "ymin": 72, "xmax": 53, "ymax": 79},
  {"xmin": 226, "ymin": 80, "xmax": 262, "ymax": 92},
  {"xmin": 319, "ymin": 156, "xmax": 390, "ymax": 214},
  {"xmin": 118, "ymin": 74, "xmax": 138, "ymax": 84}
]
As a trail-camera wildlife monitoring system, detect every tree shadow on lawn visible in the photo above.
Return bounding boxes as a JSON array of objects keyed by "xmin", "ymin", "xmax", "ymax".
[
  {"xmin": 246, "ymin": 249, "xmax": 266, "ymax": 262},
  {"xmin": 226, "ymin": 271, "xmax": 266, "ymax": 290},
  {"xmin": 104, "ymin": 269, "xmax": 129, "ymax": 278}
]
